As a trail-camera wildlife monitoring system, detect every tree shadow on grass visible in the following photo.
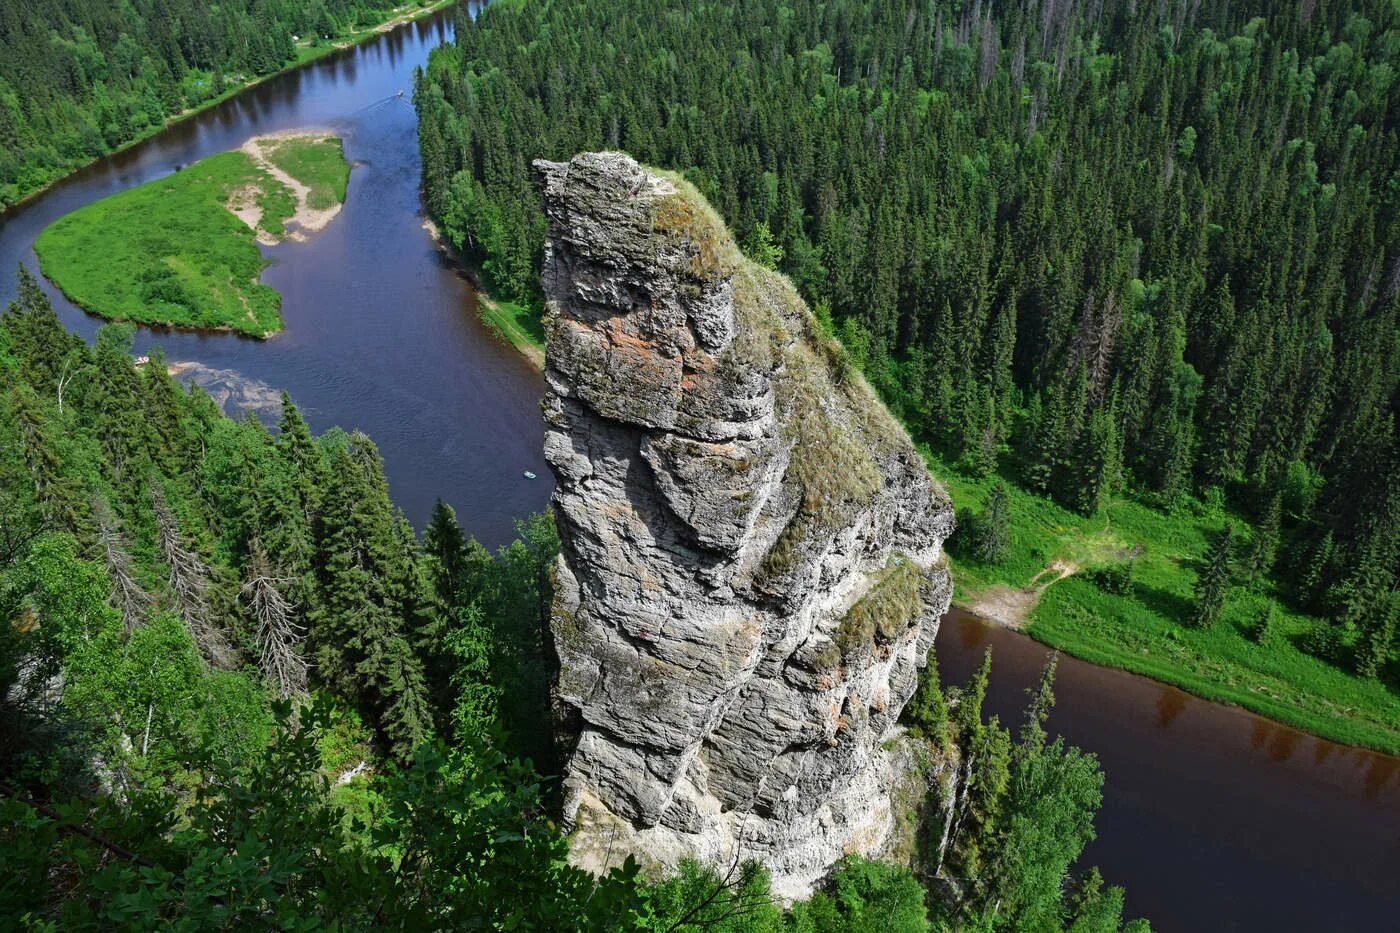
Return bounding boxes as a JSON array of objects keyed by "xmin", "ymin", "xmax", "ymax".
[{"xmin": 1131, "ymin": 582, "xmax": 1195, "ymax": 625}]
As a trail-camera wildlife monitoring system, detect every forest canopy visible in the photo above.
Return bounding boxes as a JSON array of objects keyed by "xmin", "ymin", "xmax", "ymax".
[
  {"xmin": 0, "ymin": 268, "xmax": 1143, "ymax": 930},
  {"xmin": 0, "ymin": 0, "xmax": 436, "ymax": 206},
  {"xmin": 417, "ymin": 0, "xmax": 1400, "ymax": 682}
]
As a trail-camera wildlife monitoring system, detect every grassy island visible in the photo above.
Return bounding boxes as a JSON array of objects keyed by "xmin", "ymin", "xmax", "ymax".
[{"xmin": 34, "ymin": 133, "xmax": 349, "ymax": 338}]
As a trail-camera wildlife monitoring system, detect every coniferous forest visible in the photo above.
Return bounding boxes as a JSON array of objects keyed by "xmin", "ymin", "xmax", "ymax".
[
  {"xmin": 416, "ymin": 0, "xmax": 1400, "ymax": 692},
  {"xmin": 0, "ymin": 0, "xmax": 439, "ymax": 206},
  {"xmin": 4, "ymin": 0, "xmax": 1400, "ymax": 926},
  {"xmin": 0, "ymin": 266, "xmax": 1141, "ymax": 927}
]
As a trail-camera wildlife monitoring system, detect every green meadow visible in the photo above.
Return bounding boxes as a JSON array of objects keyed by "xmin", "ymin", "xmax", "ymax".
[
  {"xmin": 263, "ymin": 135, "xmax": 352, "ymax": 210},
  {"xmin": 34, "ymin": 137, "xmax": 348, "ymax": 337},
  {"xmin": 929, "ymin": 454, "xmax": 1400, "ymax": 754}
]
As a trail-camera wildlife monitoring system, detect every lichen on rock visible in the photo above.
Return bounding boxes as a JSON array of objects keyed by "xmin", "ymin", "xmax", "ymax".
[{"xmin": 536, "ymin": 151, "xmax": 955, "ymax": 900}]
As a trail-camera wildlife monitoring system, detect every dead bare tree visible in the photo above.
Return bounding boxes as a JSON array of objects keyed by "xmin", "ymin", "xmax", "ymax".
[
  {"xmin": 55, "ymin": 352, "xmax": 81, "ymax": 415},
  {"xmin": 977, "ymin": 7, "xmax": 997, "ymax": 89},
  {"xmin": 660, "ymin": 812, "xmax": 770, "ymax": 932},
  {"xmin": 1068, "ymin": 291, "xmax": 1123, "ymax": 406},
  {"xmin": 93, "ymin": 497, "xmax": 151, "ymax": 634},
  {"xmin": 151, "ymin": 483, "xmax": 235, "ymax": 669},
  {"xmin": 240, "ymin": 543, "xmax": 308, "ymax": 698}
]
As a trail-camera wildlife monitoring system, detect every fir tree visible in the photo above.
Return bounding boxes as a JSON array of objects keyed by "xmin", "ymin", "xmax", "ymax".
[
  {"xmin": 975, "ymin": 482, "xmax": 1011, "ymax": 563},
  {"xmin": 424, "ymin": 499, "xmax": 470, "ymax": 605},
  {"xmin": 1190, "ymin": 524, "xmax": 1235, "ymax": 628},
  {"xmin": 1246, "ymin": 493, "xmax": 1282, "ymax": 583}
]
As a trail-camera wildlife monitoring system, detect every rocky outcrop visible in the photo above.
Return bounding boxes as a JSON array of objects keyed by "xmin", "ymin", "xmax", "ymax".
[{"xmin": 536, "ymin": 152, "xmax": 955, "ymax": 900}]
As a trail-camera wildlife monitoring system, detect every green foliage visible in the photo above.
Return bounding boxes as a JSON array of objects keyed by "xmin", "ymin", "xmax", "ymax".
[
  {"xmin": 417, "ymin": 0, "xmax": 1400, "ymax": 747},
  {"xmin": 935, "ymin": 656, "xmax": 1147, "ymax": 933},
  {"xmin": 644, "ymin": 859, "xmax": 785, "ymax": 932},
  {"xmin": 790, "ymin": 856, "xmax": 929, "ymax": 932},
  {"xmin": 0, "ymin": 0, "xmax": 441, "ymax": 207},
  {"xmin": 930, "ymin": 452, "xmax": 1400, "ymax": 753},
  {"xmin": 262, "ymin": 135, "xmax": 350, "ymax": 209},
  {"xmin": 2, "ymin": 700, "xmax": 652, "ymax": 929},
  {"xmin": 1087, "ymin": 562, "xmax": 1134, "ymax": 596},
  {"xmin": 1191, "ymin": 525, "xmax": 1236, "ymax": 629},
  {"xmin": 34, "ymin": 139, "xmax": 348, "ymax": 336}
]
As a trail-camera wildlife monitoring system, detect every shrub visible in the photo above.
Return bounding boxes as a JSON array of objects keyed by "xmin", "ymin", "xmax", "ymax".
[{"xmin": 1088, "ymin": 561, "xmax": 1134, "ymax": 596}]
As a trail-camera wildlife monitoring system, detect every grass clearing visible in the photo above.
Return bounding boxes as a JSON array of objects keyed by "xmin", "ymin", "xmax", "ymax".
[
  {"xmin": 476, "ymin": 292, "xmax": 546, "ymax": 367},
  {"xmin": 263, "ymin": 136, "xmax": 350, "ymax": 210},
  {"xmin": 927, "ymin": 452, "xmax": 1400, "ymax": 754},
  {"xmin": 34, "ymin": 134, "xmax": 349, "ymax": 337}
]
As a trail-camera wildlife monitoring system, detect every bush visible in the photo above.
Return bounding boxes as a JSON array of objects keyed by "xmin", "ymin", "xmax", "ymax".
[
  {"xmin": 790, "ymin": 856, "xmax": 927, "ymax": 933},
  {"xmin": 1088, "ymin": 561, "xmax": 1134, "ymax": 596},
  {"xmin": 1300, "ymin": 620, "xmax": 1341, "ymax": 663},
  {"xmin": 1245, "ymin": 605, "xmax": 1277, "ymax": 646}
]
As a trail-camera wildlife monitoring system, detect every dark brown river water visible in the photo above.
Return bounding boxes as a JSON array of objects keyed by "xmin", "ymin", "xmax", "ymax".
[
  {"xmin": 936, "ymin": 608, "xmax": 1400, "ymax": 930},
  {"xmin": 1, "ymin": 7, "xmax": 1397, "ymax": 929}
]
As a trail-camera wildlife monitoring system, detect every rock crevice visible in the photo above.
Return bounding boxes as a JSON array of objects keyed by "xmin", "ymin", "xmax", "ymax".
[{"xmin": 537, "ymin": 152, "xmax": 954, "ymax": 898}]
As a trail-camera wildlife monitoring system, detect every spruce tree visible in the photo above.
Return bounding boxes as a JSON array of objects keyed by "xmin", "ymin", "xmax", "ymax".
[
  {"xmin": 1246, "ymin": 605, "xmax": 1276, "ymax": 646},
  {"xmin": 955, "ymin": 648, "xmax": 993, "ymax": 742},
  {"xmin": 903, "ymin": 660, "xmax": 950, "ymax": 743},
  {"xmin": 1191, "ymin": 524, "xmax": 1235, "ymax": 628},
  {"xmin": 1026, "ymin": 382, "xmax": 1067, "ymax": 495},
  {"xmin": 10, "ymin": 388, "xmax": 85, "ymax": 535},
  {"xmin": 975, "ymin": 482, "xmax": 1011, "ymax": 563},
  {"xmin": 277, "ymin": 392, "xmax": 323, "ymax": 521},
  {"xmin": 89, "ymin": 327, "xmax": 149, "ymax": 487},
  {"xmin": 310, "ymin": 437, "xmax": 430, "ymax": 758},
  {"xmin": 1073, "ymin": 403, "xmax": 1122, "ymax": 515},
  {"xmin": 140, "ymin": 348, "xmax": 195, "ymax": 473},
  {"xmin": 1246, "ymin": 493, "xmax": 1282, "ymax": 582},
  {"xmin": 424, "ymin": 499, "xmax": 470, "ymax": 605},
  {"xmin": 3, "ymin": 267, "xmax": 81, "ymax": 391},
  {"xmin": 1296, "ymin": 530, "xmax": 1334, "ymax": 612},
  {"xmin": 1356, "ymin": 593, "xmax": 1398, "ymax": 680}
]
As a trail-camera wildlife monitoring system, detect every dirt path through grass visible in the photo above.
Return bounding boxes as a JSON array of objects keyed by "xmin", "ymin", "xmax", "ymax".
[{"xmin": 968, "ymin": 558, "xmax": 1079, "ymax": 629}]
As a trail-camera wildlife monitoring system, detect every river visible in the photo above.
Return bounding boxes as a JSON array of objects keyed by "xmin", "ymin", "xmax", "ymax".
[
  {"xmin": 936, "ymin": 609, "xmax": 1400, "ymax": 930},
  {"xmin": 0, "ymin": 6, "xmax": 1396, "ymax": 929},
  {"xmin": 0, "ymin": 2, "xmax": 548, "ymax": 549}
]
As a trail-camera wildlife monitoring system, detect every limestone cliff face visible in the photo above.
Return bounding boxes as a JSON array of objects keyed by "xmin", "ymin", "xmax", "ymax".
[{"xmin": 536, "ymin": 152, "xmax": 954, "ymax": 898}]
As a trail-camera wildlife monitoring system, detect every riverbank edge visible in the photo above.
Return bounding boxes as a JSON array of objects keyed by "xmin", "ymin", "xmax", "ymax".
[
  {"xmin": 420, "ymin": 217, "xmax": 546, "ymax": 368},
  {"xmin": 947, "ymin": 583, "xmax": 1400, "ymax": 756},
  {"xmin": 1, "ymin": 0, "xmax": 458, "ymax": 215}
]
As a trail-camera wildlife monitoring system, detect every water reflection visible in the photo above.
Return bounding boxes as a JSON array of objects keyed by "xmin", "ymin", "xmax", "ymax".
[{"xmin": 1154, "ymin": 687, "xmax": 1187, "ymax": 729}]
